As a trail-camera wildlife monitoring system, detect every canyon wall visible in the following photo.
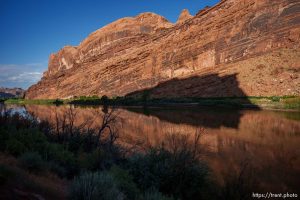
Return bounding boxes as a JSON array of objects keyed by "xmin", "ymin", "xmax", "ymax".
[{"xmin": 26, "ymin": 0, "xmax": 300, "ymax": 99}]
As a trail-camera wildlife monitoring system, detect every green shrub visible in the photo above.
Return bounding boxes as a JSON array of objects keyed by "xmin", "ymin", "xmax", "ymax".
[
  {"xmin": 79, "ymin": 149, "xmax": 106, "ymax": 171},
  {"xmin": 142, "ymin": 188, "xmax": 174, "ymax": 200},
  {"xmin": 101, "ymin": 95, "xmax": 109, "ymax": 104},
  {"xmin": 45, "ymin": 143, "xmax": 78, "ymax": 178},
  {"xmin": 109, "ymin": 165, "xmax": 140, "ymax": 200},
  {"xmin": 79, "ymin": 146, "xmax": 122, "ymax": 172},
  {"xmin": 3, "ymin": 127, "xmax": 48, "ymax": 156},
  {"xmin": 6, "ymin": 138, "xmax": 27, "ymax": 156},
  {"xmin": 19, "ymin": 152, "xmax": 44, "ymax": 172},
  {"xmin": 128, "ymin": 148, "xmax": 210, "ymax": 200},
  {"xmin": 271, "ymin": 96, "xmax": 280, "ymax": 102},
  {"xmin": 16, "ymin": 129, "xmax": 48, "ymax": 153},
  {"xmin": 69, "ymin": 171, "xmax": 124, "ymax": 200},
  {"xmin": 48, "ymin": 161, "xmax": 67, "ymax": 178},
  {"xmin": 282, "ymin": 97, "xmax": 300, "ymax": 109}
]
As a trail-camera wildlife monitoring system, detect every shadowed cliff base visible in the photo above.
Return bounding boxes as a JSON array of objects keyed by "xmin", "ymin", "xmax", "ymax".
[
  {"xmin": 125, "ymin": 73, "xmax": 260, "ymax": 108},
  {"xmin": 126, "ymin": 106, "xmax": 243, "ymax": 129},
  {"xmin": 120, "ymin": 73, "xmax": 259, "ymax": 129}
]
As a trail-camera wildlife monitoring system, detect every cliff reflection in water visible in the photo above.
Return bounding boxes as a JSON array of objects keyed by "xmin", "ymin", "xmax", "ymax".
[{"xmin": 22, "ymin": 105, "xmax": 300, "ymax": 192}]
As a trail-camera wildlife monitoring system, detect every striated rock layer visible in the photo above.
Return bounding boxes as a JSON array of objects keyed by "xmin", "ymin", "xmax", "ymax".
[{"xmin": 26, "ymin": 0, "xmax": 300, "ymax": 99}]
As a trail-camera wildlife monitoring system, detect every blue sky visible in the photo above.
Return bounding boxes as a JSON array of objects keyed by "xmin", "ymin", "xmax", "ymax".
[{"xmin": 0, "ymin": 0, "xmax": 219, "ymax": 89}]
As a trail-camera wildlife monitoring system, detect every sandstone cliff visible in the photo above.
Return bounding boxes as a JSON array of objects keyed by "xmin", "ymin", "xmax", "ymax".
[
  {"xmin": 177, "ymin": 9, "xmax": 193, "ymax": 24},
  {"xmin": 26, "ymin": 0, "xmax": 300, "ymax": 99}
]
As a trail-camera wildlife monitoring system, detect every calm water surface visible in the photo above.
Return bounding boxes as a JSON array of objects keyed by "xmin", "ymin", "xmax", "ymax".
[{"xmin": 2, "ymin": 104, "xmax": 300, "ymax": 193}]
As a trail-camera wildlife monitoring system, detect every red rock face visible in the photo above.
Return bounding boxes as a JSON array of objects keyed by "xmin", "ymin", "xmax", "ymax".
[
  {"xmin": 176, "ymin": 9, "xmax": 193, "ymax": 24},
  {"xmin": 26, "ymin": 0, "xmax": 300, "ymax": 99}
]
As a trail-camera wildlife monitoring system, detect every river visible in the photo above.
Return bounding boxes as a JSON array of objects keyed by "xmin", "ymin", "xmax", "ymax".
[{"xmin": 2, "ymin": 104, "xmax": 300, "ymax": 193}]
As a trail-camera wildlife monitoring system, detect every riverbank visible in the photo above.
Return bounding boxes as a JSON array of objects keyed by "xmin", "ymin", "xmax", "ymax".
[
  {"xmin": 3, "ymin": 96, "xmax": 300, "ymax": 111},
  {"xmin": 1, "ymin": 102, "xmax": 299, "ymax": 199},
  {"xmin": 0, "ymin": 107, "xmax": 217, "ymax": 200}
]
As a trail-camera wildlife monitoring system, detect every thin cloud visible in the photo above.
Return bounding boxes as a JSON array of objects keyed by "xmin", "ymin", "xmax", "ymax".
[
  {"xmin": 8, "ymin": 72, "xmax": 42, "ymax": 82},
  {"xmin": 0, "ymin": 62, "xmax": 47, "ymax": 89},
  {"xmin": 25, "ymin": 62, "xmax": 47, "ymax": 67}
]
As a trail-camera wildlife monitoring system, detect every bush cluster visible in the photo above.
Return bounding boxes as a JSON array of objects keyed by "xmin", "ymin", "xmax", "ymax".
[
  {"xmin": 0, "ymin": 109, "xmax": 215, "ymax": 200},
  {"xmin": 0, "ymin": 110, "xmax": 122, "ymax": 178}
]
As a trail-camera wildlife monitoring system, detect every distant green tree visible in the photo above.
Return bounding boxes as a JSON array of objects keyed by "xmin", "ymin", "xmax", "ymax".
[{"xmin": 101, "ymin": 95, "xmax": 109, "ymax": 105}]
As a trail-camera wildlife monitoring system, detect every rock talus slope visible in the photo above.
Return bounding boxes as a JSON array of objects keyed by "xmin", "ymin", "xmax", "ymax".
[{"xmin": 26, "ymin": 0, "xmax": 300, "ymax": 99}]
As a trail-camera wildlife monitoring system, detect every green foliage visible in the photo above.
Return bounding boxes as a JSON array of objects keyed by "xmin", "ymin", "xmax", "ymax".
[
  {"xmin": 44, "ymin": 143, "xmax": 78, "ymax": 178},
  {"xmin": 270, "ymin": 96, "xmax": 280, "ymax": 102},
  {"xmin": 19, "ymin": 152, "xmax": 44, "ymax": 172},
  {"xmin": 101, "ymin": 95, "xmax": 109, "ymax": 104},
  {"xmin": 142, "ymin": 188, "xmax": 174, "ymax": 200},
  {"xmin": 54, "ymin": 99, "xmax": 63, "ymax": 105},
  {"xmin": 0, "ymin": 108, "xmax": 220, "ymax": 200},
  {"xmin": 0, "ymin": 110, "xmax": 123, "ymax": 179},
  {"xmin": 109, "ymin": 165, "xmax": 140, "ymax": 200},
  {"xmin": 5, "ymin": 98, "xmax": 64, "ymax": 105},
  {"xmin": 65, "ymin": 95, "xmax": 297, "ymax": 108},
  {"xmin": 47, "ymin": 161, "xmax": 67, "ymax": 178},
  {"xmin": 69, "ymin": 96, "xmax": 102, "ymax": 105},
  {"xmin": 4, "ymin": 96, "xmax": 300, "ymax": 110},
  {"xmin": 128, "ymin": 147, "xmax": 210, "ymax": 200},
  {"xmin": 69, "ymin": 171, "xmax": 124, "ymax": 200},
  {"xmin": 5, "ymin": 138, "xmax": 27, "ymax": 156},
  {"xmin": 3, "ymin": 127, "xmax": 48, "ymax": 156},
  {"xmin": 282, "ymin": 96, "xmax": 300, "ymax": 109},
  {"xmin": 79, "ymin": 148, "xmax": 113, "ymax": 171},
  {"xmin": 0, "ymin": 112, "xmax": 77, "ymax": 178}
]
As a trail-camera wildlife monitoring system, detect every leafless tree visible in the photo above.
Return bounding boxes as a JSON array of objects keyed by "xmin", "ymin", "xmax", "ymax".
[
  {"xmin": 92, "ymin": 106, "xmax": 120, "ymax": 149},
  {"xmin": 162, "ymin": 128, "xmax": 204, "ymax": 160}
]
